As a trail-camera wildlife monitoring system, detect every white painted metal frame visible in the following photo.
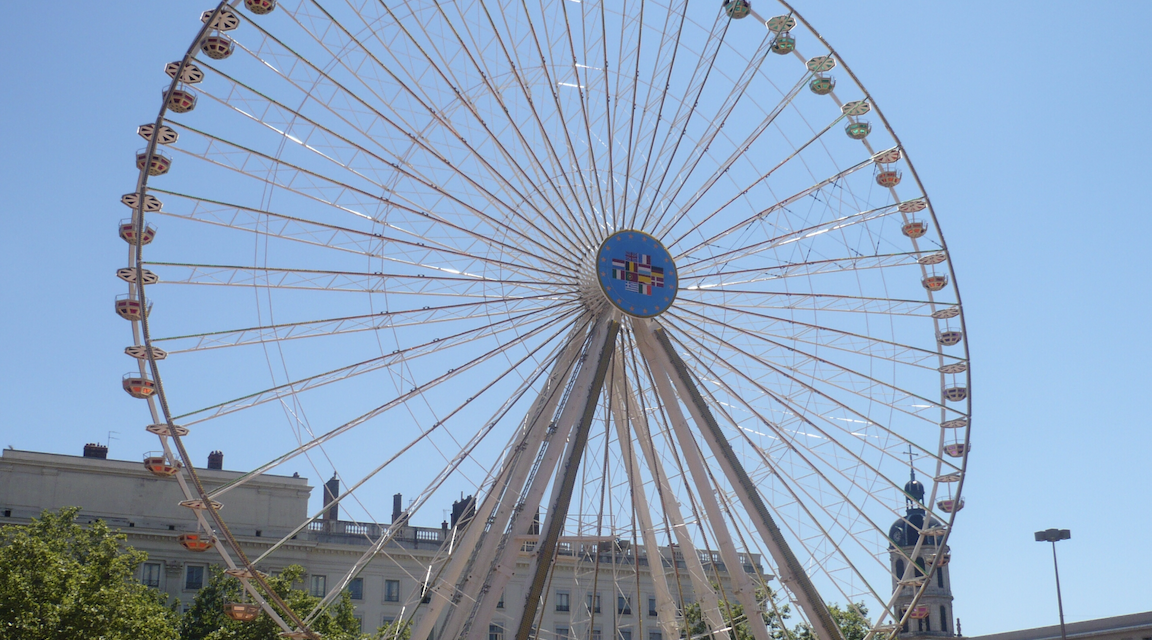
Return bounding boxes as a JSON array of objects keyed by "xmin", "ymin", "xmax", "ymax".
[{"xmin": 120, "ymin": 2, "xmax": 971, "ymax": 640}]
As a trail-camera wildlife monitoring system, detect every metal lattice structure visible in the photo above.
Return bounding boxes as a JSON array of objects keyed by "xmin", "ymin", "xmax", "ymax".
[{"xmin": 119, "ymin": 2, "xmax": 971, "ymax": 639}]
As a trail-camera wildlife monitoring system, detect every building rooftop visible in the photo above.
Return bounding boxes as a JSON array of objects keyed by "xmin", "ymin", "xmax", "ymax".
[{"xmin": 965, "ymin": 611, "xmax": 1152, "ymax": 640}]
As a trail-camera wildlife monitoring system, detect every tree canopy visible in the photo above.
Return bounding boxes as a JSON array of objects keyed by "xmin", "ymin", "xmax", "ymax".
[
  {"xmin": 0, "ymin": 507, "xmax": 180, "ymax": 640},
  {"xmin": 683, "ymin": 588, "xmax": 870, "ymax": 640},
  {"xmin": 179, "ymin": 564, "xmax": 364, "ymax": 640},
  {"xmin": 683, "ymin": 586, "xmax": 793, "ymax": 640},
  {"xmin": 793, "ymin": 602, "xmax": 872, "ymax": 640}
]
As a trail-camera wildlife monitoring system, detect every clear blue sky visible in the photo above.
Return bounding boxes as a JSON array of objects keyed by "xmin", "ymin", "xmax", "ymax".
[{"xmin": 1, "ymin": 1, "xmax": 1149, "ymax": 635}]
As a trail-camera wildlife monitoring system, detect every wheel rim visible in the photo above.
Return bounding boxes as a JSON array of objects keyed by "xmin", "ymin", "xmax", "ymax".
[{"xmin": 121, "ymin": 2, "xmax": 972, "ymax": 639}]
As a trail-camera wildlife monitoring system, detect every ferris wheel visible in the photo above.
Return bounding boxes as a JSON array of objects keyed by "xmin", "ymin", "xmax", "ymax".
[{"xmin": 120, "ymin": 1, "xmax": 971, "ymax": 639}]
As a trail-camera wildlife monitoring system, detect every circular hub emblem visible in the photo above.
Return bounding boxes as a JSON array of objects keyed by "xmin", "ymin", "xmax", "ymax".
[{"xmin": 596, "ymin": 230, "xmax": 677, "ymax": 317}]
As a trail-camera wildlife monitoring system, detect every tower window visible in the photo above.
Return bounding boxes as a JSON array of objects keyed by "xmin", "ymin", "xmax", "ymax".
[
  {"xmin": 940, "ymin": 607, "xmax": 948, "ymax": 632},
  {"xmin": 937, "ymin": 567, "xmax": 945, "ymax": 588},
  {"xmin": 895, "ymin": 560, "xmax": 905, "ymax": 579}
]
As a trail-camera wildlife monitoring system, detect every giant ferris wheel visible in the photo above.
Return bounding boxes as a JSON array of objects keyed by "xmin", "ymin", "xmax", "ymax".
[{"xmin": 119, "ymin": 1, "xmax": 971, "ymax": 639}]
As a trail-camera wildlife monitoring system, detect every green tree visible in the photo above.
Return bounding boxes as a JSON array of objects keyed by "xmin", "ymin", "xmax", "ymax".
[
  {"xmin": 793, "ymin": 602, "xmax": 871, "ymax": 640},
  {"xmin": 369, "ymin": 619, "xmax": 412, "ymax": 640},
  {"xmin": 179, "ymin": 564, "xmax": 365, "ymax": 640},
  {"xmin": 0, "ymin": 507, "xmax": 179, "ymax": 640},
  {"xmin": 683, "ymin": 586, "xmax": 793, "ymax": 640}
]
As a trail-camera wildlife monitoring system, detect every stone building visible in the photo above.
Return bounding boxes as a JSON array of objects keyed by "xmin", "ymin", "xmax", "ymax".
[
  {"xmin": 965, "ymin": 612, "xmax": 1152, "ymax": 640},
  {"xmin": 0, "ymin": 446, "xmax": 763, "ymax": 637}
]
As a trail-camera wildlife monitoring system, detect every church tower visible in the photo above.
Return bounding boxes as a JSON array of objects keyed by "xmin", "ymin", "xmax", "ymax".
[{"xmin": 888, "ymin": 470, "xmax": 956, "ymax": 638}]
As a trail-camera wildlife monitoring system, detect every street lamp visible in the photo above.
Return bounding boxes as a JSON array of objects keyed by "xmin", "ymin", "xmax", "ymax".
[{"xmin": 1034, "ymin": 528, "xmax": 1071, "ymax": 640}]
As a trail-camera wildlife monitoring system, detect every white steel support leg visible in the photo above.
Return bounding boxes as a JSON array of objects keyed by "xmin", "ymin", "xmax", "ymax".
[
  {"xmin": 607, "ymin": 358, "xmax": 682, "ymax": 639},
  {"xmin": 633, "ymin": 323, "xmax": 774, "ymax": 640},
  {"xmin": 489, "ymin": 314, "xmax": 619, "ymax": 640},
  {"xmin": 426, "ymin": 319, "xmax": 594, "ymax": 640},
  {"xmin": 622, "ymin": 346, "xmax": 730, "ymax": 640},
  {"xmin": 643, "ymin": 322, "xmax": 845, "ymax": 640},
  {"xmin": 453, "ymin": 314, "xmax": 616, "ymax": 640}
]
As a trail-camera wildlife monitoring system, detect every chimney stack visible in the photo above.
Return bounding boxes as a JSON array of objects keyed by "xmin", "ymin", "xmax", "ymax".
[
  {"xmin": 451, "ymin": 494, "xmax": 476, "ymax": 529},
  {"xmin": 529, "ymin": 507, "xmax": 541, "ymax": 535},
  {"xmin": 392, "ymin": 493, "xmax": 403, "ymax": 524},
  {"xmin": 207, "ymin": 450, "xmax": 224, "ymax": 470},
  {"xmin": 82, "ymin": 443, "xmax": 108, "ymax": 459},
  {"xmin": 323, "ymin": 475, "xmax": 340, "ymax": 521}
]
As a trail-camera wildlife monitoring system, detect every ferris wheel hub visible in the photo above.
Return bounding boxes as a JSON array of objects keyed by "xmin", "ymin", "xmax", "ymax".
[{"xmin": 594, "ymin": 230, "xmax": 677, "ymax": 318}]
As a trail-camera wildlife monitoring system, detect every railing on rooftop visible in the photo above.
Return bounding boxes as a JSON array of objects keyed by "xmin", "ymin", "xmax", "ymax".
[{"xmin": 304, "ymin": 520, "xmax": 763, "ymax": 574}]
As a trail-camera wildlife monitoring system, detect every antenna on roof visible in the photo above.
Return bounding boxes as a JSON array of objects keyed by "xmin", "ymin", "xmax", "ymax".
[{"xmin": 106, "ymin": 431, "xmax": 120, "ymax": 448}]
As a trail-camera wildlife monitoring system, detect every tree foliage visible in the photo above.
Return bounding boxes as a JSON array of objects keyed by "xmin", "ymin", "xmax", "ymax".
[
  {"xmin": 178, "ymin": 564, "xmax": 365, "ymax": 640},
  {"xmin": 0, "ymin": 507, "xmax": 179, "ymax": 640},
  {"xmin": 683, "ymin": 586, "xmax": 793, "ymax": 640},
  {"xmin": 683, "ymin": 589, "xmax": 871, "ymax": 640},
  {"xmin": 793, "ymin": 602, "xmax": 871, "ymax": 640},
  {"xmin": 369, "ymin": 619, "xmax": 412, "ymax": 640}
]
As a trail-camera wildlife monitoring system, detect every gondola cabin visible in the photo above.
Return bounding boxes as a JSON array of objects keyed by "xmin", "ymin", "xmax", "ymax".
[
  {"xmin": 119, "ymin": 219, "xmax": 157, "ymax": 245},
  {"xmin": 122, "ymin": 375, "xmax": 157, "ymax": 399},
  {"xmin": 178, "ymin": 532, "xmax": 214, "ymax": 552},
  {"xmin": 224, "ymin": 603, "xmax": 261, "ymax": 622},
  {"xmin": 901, "ymin": 221, "xmax": 927, "ymax": 238},
  {"xmin": 143, "ymin": 454, "xmax": 180, "ymax": 477}
]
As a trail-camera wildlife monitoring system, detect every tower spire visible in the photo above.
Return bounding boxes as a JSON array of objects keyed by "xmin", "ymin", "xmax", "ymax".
[{"xmin": 903, "ymin": 445, "xmax": 925, "ymax": 512}]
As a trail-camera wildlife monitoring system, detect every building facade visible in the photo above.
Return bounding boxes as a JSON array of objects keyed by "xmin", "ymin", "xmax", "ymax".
[
  {"xmin": 965, "ymin": 612, "xmax": 1152, "ymax": 640},
  {"xmin": 0, "ymin": 447, "xmax": 762, "ymax": 637}
]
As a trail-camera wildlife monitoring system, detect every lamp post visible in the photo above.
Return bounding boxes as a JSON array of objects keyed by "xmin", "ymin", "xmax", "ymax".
[{"xmin": 1034, "ymin": 528, "xmax": 1071, "ymax": 640}]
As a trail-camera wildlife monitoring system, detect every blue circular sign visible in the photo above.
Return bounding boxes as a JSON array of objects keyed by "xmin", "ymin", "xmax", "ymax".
[{"xmin": 596, "ymin": 230, "xmax": 677, "ymax": 318}]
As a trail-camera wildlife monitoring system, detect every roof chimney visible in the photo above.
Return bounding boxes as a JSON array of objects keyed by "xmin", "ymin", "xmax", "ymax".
[
  {"xmin": 392, "ymin": 493, "xmax": 403, "ymax": 524},
  {"xmin": 82, "ymin": 443, "xmax": 108, "ymax": 459},
  {"xmin": 451, "ymin": 494, "xmax": 476, "ymax": 529},
  {"xmin": 207, "ymin": 450, "xmax": 224, "ymax": 470},
  {"xmin": 323, "ymin": 475, "xmax": 340, "ymax": 521}
]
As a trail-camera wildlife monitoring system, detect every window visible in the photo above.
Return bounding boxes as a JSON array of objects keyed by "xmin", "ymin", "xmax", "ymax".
[
  {"xmin": 648, "ymin": 597, "xmax": 657, "ymax": 617},
  {"xmin": 937, "ymin": 567, "xmax": 944, "ymax": 588},
  {"xmin": 489, "ymin": 624, "xmax": 504, "ymax": 640},
  {"xmin": 382, "ymin": 617, "xmax": 395, "ymax": 629},
  {"xmin": 940, "ymin": 607, "xmax": 948, "ymax": 632},
  {"xmin": 348, "ymin": 577, "xmax": 364, "ymax": 600},
  {"xmin": 649, "ymin": 632, "xmax": 662, "ymax": 640},
  {"xmin": 141, "ymin": 562, "xmax": 161, "ymax": 588},
  {"xmin": 620, "ymin": 629, "xmax": 632, "ymax": 640},
  {"xmin": 556, "ymin": 591, "xmax": 570, "ymax": 612},
  {"xmin": 497, "ymin": 590, "xmax": 504, "ymax": 609},
  {"xmin": 895, "ymin": 559, "xmax": 904, "ymax": 579},
  {"xmin": 354, "ymin": 615, "xmax": 364, "ymax": 633},
  {"xmin": 185, "ymin": 565, "xmax": 205, "ymax": 591},
  {"xmin": 421, "ymin": 583, "xmax": 431, "ymax": 604},
  {"xmin": 385, "ymin": 579, "xmax": 401, "ymax": 602},
  {"xmin": 586, "ymin": 593, "xmax": 601, "ymax": 613},
  {"xmin": 310, "ymin": 575, "xmax": 327, "ymax": 597},
  {"xmin": 618, "ymin": 595, "xmax": 632, "ymax": 616},
  {"xmin": 556, "ymin": 628, "xmax": 569, "ymax": 640},
  {"xmin": 591, "ymin": 629, "xmax": 602, "ymax": 640}
]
